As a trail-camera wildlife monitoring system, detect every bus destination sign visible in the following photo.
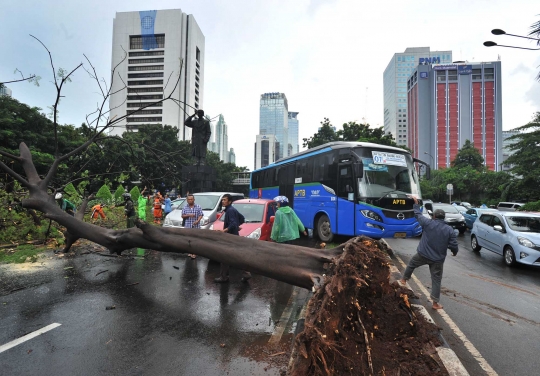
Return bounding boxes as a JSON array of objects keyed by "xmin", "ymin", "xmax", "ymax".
[{"xmin": 371, "ymin": 151, "xmax": 407, "ymax": 167}]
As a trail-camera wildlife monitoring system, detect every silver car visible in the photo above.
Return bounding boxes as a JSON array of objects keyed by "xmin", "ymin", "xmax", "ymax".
[
  {"xmin": 471, "ymin": 211, "xmax": 540, "ymax": 266},
  {"xmin": 163, "ymin": 192, "xmax": 244, "ymax": 229}
]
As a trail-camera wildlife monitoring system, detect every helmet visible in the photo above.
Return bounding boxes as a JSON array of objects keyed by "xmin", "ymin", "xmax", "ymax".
[
  {"xmin": 273, "ymin": 196, "xmax": 289, "ymax": 204},
  {"xmin": 433, "ymin": 209, "xmax": 446, "ymax": 220},
  {"xmin": 123, "ymin": 193, "xmax": 131, "ymax": 200},
  {"xmin": 55, "ymin": 193, "xmax": 63, "ymax": 200}
]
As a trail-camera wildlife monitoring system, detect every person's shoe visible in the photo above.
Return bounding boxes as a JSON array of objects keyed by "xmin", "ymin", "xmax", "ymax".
[
  {"xmin": 214, "ymin": 277, "xmax": 229, "ymax": 283},
  {"xmin": 432, "ymin": 302, "xmax": 444, "ymax": 310},
  {"xmin": 398, "ymin": 279, "xmax": 407, "ymax": 287}
]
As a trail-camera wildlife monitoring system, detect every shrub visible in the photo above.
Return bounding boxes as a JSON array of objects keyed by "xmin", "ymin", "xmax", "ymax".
[
  {"xmin": 113, "ymin": 185, "xmax": 125, "ymax": 203},
  {"xmin": 519, "ymin": 200, "xmax": 540, "ymax": 212},
  {"xmin": 130, "ymin": 186, "xmax": 141, "ymax": 203}
]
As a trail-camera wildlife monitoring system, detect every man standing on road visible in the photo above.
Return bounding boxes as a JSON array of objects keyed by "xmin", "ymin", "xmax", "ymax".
[
  {"xmin": 214, "ymin": 194, "xmax": 251, "ymax": 283},
  {"xmin": 399, "ymin": 196, "xmax": 458, "ymax": 310},
  {"xmin": 181, "ymin": 194, "xmax": 204, "ymax": 259}
]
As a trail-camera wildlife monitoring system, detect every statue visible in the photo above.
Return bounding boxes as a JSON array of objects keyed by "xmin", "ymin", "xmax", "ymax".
[{"xmin": 184, "ymin": 109, "xmax": 211, "ymax": 165}]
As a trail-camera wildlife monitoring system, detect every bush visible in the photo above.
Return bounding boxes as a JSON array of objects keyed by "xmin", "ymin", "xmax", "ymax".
[
  {"xmin": 96, "ymin": 184, "xmax": 113, "ymax": 201},
  {"xmin": 130, "ymin": 186, "xmax": 141, "ymax": 203},
  {"xmin": 519, "ymin": 200, "xmax": 540, "ymax": 212},
  {"xmin": 64, "ymin": 183, "xmax": 80, "ymax": 205},
  {"xmin": 113, "ymin": 185, "xmax": 125, "ymax": 203}
]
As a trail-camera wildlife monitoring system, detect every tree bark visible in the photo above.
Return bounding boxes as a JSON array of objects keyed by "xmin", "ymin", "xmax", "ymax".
[{"xmin": 10, "ymin": 142, "xmax": 343, "ymax": 290}]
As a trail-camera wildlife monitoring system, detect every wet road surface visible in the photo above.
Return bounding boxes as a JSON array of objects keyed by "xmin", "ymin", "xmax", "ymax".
[
  {"xmin": 387, "ymin": 231, "xmax": 540, "ymax": 376},
  {"xmin": 0, "ymin": 245, "xmax": 310, "ymax": 375}
]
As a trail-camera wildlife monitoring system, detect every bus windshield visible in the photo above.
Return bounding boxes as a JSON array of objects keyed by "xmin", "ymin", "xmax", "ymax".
[{"xmin": 354, "ymin": 148, "xmax": 421, "ymax": 199}]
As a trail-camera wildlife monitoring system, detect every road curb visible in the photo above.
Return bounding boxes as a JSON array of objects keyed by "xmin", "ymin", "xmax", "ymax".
[{"xmin": 381, "ymin": 239, "xmax": 470, "ymax": 376}]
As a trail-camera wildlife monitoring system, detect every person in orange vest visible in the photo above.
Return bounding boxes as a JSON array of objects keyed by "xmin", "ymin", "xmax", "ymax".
[
  {"xmin": 153, "ymin": 195, "xmax": 163, "ymax": 224},
  {"xmin": 91, "ymin": 203, "xmax": 106, "ymax": 221}
]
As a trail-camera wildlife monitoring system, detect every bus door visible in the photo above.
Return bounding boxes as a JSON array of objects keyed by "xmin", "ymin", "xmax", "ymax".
[
  {"xmin": 337, "ymin": 163, "xmax": 355, "ymax": 236},
  {"xmin": 278, "ymin": 164, "xmax": 295, "ymax": 208}
]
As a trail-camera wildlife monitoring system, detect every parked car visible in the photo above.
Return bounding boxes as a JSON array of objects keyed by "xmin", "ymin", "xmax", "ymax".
[
  {"xmin": 451, "ymin": 201, "xmax": 472, "ymax": 209},
  {"xmin": 471, "ymin": 211, "xmax": 540, "ymax": 266},
  {"xmin": 163, "ymin": 192, "xmax": 244, "ymax": 229},
  {"xmin": 170, "ymin": 197, "xmax": 186, "ymax": 211},
  {"xmin": 424, "ymin": 202, "xmax": 467, "ymax": 234},
  {"xmin": 210, "ymin": 199, "xmax": 277, "ymax": 240},
  {"xmin": 463, "ymin": 208, "xmax": 498, "ymax": 229},
  {"xmin": 497, "ymin": 202, "xmax": 525, "ymax": 212},
  {"xmin": 453, "ymin": 205, "xmax": 468, "ymax": 214}
]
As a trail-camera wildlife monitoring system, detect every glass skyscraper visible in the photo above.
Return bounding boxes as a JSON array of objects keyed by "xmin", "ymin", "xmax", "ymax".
[
  {"xmin": 287, "ymin": 112, "xmax": 299, "ymax": 156},
  {"xmin": 259, "ymin": 92, "xmax": 288, "ymax": 161}
]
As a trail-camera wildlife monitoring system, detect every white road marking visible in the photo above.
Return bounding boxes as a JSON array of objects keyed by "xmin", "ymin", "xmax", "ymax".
[
  {"xmin": 0, "ymin": 323, "xmax": 61, "ymax": 354},
  {"xmin": 268, "ymin": 287, "xmax": 299, "ymax": 345},
  {"xmin": 395, "ymin": 254, "xmax": 498, "ymax": 376}
]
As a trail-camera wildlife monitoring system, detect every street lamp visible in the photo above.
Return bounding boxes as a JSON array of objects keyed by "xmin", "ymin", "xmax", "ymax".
[
  {"xmin": 424, "ymin": 151, "xmax": 434, "ymax": 168},
  {"xmin": 484, "ymin": 28, "xmax": 540, "ymax": 50}
]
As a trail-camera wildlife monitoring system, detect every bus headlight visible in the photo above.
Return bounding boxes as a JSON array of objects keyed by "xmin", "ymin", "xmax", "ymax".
[{"xmin": 361, "ymin": 210, "xmax": 383, "ymax": 223}]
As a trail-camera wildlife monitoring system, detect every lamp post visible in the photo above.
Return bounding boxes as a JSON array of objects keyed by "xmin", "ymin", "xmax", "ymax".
[
  {"xmin": 424, "ymin": 151, "xmax": 434, "ymax": 168},
  {"xmin": 484, "ymin": 29, "xmax": 540, "ymax": 50}
]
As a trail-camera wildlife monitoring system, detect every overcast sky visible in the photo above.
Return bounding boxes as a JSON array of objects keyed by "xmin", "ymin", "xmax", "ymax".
[{"xmin": 2, "ymin": 0, "xmax": 539, "ymax": 169}]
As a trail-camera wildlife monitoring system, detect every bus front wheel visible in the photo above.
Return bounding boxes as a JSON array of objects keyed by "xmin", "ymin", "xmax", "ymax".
[{"xmin": 316, "ymin": 214, "xmax": 334, "ymax": 243}]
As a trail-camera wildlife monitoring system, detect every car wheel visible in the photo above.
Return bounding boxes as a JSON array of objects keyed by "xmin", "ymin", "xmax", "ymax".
[
  {"xmin": 459, "ymin": 228, "xmax": 466, "ymax": 234},
  {"xmin": 471, "ymin": 235, "xmax": 481, "ymax": 252},
  {"xmin": 316, "ymin": 214, "xmax": 334, "ymax": 242},
  {"xmin": 503, "ymin": 246, "xmax": 517, "ymax": 267}
]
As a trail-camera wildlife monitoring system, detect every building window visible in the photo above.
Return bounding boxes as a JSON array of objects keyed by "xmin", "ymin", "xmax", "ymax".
[
  {"xmin": 128, "ymin": 58, "xmax": 164, "ymax": 64},
  {"xmin": 129, "ymin": 51, "xmax": 164, "ymax": 57},
  {"xmin": 128, "ymin": 80, "xmax": 164, "ymax": 86},
  {"xmin": 127, "ymin": 109, "xmax": 163, "ymax": 115},
  {"xmin": 126, "ymin": 102, "xmax": 163, "ymax": 107},
  {"xmin": 126, "ymin": 117, "xmax": 162, "ymax": 122},
  {"xmin": 126, "ymin": 94, "xmax": 163, "ymax": 100},
  {"xmin": 472, "ymin": 69, "xmax": 482, "ymax": 80},
  {"xmin": 128, "ymin": 65, "xmax": 164, "ymax": 71},
  {"xmin": 128, "ymin": 87, "xmax": 163, "ymax": 93},
  {"xmin": 127, "ymin": 72, "xmax": 164, "ymax": 79},
  {"xmin": 196, "ymin": 47, "xmax": 200, "ymax": 62},
  {"xmin": 130, "ymin": 34, "xmax": 165, "ymax": 49}
]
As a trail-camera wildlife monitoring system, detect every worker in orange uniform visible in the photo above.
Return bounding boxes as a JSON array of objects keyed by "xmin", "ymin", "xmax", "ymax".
[
  {"xmin": 91, "ymin": 203, "xmax": 106, "ymax": 221},
  {"xmin": 153, "ymin": 195, "xmax": 163, "ymax": 224}
]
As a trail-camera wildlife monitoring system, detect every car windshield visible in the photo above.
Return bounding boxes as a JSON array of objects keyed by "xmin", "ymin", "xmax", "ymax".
[
  {"xmin": 354, "ymin": 148, "xmax": 421, "ymax": 199},
  {"xmin": 220, "ymin": 203, "xmax": 266, "ymax": 223},
  {"xmin": 172, "ymin": 198, "xmax": 186, "ymax": 209},
  {"xmin": 434, "ymin": 204, "xmax": 460, "ymax": 214},
  {"xmin": 192, "ymin": 195, "xmax": 221, "ymax": 210},
  {"xmin": 506, "ymin": 216, "xmax": 540, "ymax": 233}
]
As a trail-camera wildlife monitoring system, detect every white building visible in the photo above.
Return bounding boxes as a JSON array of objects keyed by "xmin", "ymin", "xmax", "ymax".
[
  {"xmin": 383, "ymin": 47, "xmax": 452, "ymax": 146},
  {"xmin": 0, "ymin": 85, "xmax": 12, "ymax": 97},
  {"xmin": 214, "ymin": 114, "xmax": 229, "ymax": 162},
  {"xmin": 288, "ymin": 112, "xmax": 299, "ymax": 156},
  {"xmin": 254, "ymin": 134, "xmax": 277, "ymax": 170},
  {"xmin": 108, "ymin": 9, "xmax": 205, "ymax": 141}
]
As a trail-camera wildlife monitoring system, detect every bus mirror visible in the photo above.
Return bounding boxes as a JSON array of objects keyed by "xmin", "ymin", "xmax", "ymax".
[{"xmin": 354, "ymin": 163, "xmax": 363, "ymax": 178}]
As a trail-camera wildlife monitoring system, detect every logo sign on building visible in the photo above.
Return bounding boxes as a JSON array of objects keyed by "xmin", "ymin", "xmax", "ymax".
[
  {"xmin": 371, "ymin": 152, "xmax": 407, "ymax": 167},
  {"xmin": 419, "ymin": 57, "xmax": 441, "ymax": 65},
  {"xmin": 433, "ymin": 64, "xmax": 457, "ymax": 71},
  {"xmin": 458, "ymin": 65, "xmax": 473, "ymax": 75},
  {"xmin": 420, "ymin": 72, "xmax": 429, "ymax": 79}
]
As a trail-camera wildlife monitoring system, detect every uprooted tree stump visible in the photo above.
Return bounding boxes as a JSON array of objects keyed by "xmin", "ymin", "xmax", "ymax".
[{"xmin": 289, "ymin": 237, "xmax": 447, "ymax": 376}]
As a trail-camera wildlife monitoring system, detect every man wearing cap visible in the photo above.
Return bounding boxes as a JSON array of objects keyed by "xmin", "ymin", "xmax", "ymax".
[
  {"xmin": 399, "ymin": 196, "xmax": 458, "ymax": 310},
  {"xmin": 271, "ymin": 196, "xmax": 307, "ymax": 244}
]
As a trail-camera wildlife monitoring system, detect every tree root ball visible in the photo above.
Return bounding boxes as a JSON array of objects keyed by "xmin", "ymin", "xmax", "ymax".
[{"xmin": 289, "ymin": 236, "xmax": 447, "ymax": 376}]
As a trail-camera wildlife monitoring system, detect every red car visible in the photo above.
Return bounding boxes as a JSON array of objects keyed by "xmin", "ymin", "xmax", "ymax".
[{"xmin": 210, "ymin": 199, "xmax": 276, "ymax": 240}]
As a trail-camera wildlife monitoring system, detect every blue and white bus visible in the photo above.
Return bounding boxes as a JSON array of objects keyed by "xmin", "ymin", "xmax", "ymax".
[{"xmin": 250, "ymin": 141, "xmax": 429, "ymax": 241}]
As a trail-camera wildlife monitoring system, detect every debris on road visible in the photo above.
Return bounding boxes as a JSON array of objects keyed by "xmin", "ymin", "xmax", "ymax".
[
  {"xmin": 173, "ymin": 266, "xmax": 180, "ymax": 270},
  {"xmin": 95, "ymin": 270, "xmax": 109, "ymax": 276},
  {"xmin": 105, "ymin": 305, "xmax": 116, "ymax": 310}
]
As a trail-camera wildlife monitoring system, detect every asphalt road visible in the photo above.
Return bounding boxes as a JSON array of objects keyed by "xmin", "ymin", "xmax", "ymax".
[
  {"xmin": 387, "ymin": 231, "xmax": 540, "ymax": 376},
  {"xmin": 0, "ymin": 246, "xmax": 309, "ymax": 376}
]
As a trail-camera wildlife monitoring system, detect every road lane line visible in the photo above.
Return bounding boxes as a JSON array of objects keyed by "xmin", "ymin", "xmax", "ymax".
[
  {"xmin": 0, "ymin": 323, "xmax": 61, "ymax": 354},
  {"xmin": 395, "ymin": 255, "xmax": 498, "ymax": 376},
  {"xmin": 268, "ymin": 287, "xmax": 299, "ymax": 345}
]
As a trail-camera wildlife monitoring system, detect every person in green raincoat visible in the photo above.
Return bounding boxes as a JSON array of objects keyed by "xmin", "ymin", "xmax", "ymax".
[
  {"xmin": 271, "ymin": 196, "xmax": 307, "ymax": 244},
  {"xmin": 138, "ymin": 187, "xmax": 148, "ymax": 221}
]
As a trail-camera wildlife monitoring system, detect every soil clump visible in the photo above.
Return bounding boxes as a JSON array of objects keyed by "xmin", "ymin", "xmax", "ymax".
[{"xmin": 289, "ymin": 236, "xmax": 448, "ymax": 375}]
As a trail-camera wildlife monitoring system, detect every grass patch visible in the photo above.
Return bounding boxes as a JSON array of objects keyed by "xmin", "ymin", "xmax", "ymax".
[{"xmin": 0, "ymin": 244, "xmax": 44, "ymax": 264}]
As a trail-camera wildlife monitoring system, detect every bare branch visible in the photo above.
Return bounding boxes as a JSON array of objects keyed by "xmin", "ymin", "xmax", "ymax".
[
  {"xmin": 0, "ymin": 75, "xmax": 36, "ymax": 85},
  {"xmin": 0, "ymin": 160, "xmax": 29, "ymax": 188},
  {"xmin": 0, "ymin": 149, "xmax": 23, "ymax": 162}
]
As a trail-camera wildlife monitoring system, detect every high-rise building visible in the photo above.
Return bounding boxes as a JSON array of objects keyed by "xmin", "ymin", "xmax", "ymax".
[
  {"xmin": 258, "ymin": 93, "xmax": 288, "ymax": 163},
  {"xmin": 214, "ymin": 114, "xmax": 229, "ymax": 162},
  {"xmin": 228, "ymin": 148, "xmax": 236, "ymax": 164},
  {"xmin": 108, "ymin": 9, "xmax": 205, "ymax": 141},
  {"xmin": 254, "ymin": 134, "xmax": 278, "ymax": 170},
  {"xmin": 287, "ymin": 112, "xmax": 299, "ymax": 156},
  {"xmin": 383, "ymin": 47, "xmax": 452, "ymax": 146},
  {"xmin": 501, "ymin": 130, "xmax": 520, "ymax": 171},
  {"xmin": 0, "ymin": 85, "xmax": 12, "ymax": 97},
  {"xmin": 407, "ymin": 61, "xmax": 503, "ymax": 171}
]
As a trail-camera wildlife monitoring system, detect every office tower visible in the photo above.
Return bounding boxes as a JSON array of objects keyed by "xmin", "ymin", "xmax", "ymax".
[
  {"xmin": 408, "ymin": 61, "xmax": 503, "ymax": 171},
  {"xmin": 288, "ymin": 112, "xmax": 299, "ymax": 156},
  {"xmin": 0, "ymin": 85, "xmax": 12, "ymax": 97},
  {"xmin": 108, "ymin": 9, "xmax": 205, "ymax": 141},
  {"xmin": 383, "ymin": 47, "xmax": 452, "ymax": 146},
  {"xmin": 254, "ymin": 134, "xmax": 278, "ymax": 170},
  {"xmin": 501, "ymin": 130, "xmax": 520, "ymax": 171},
  {"xmin": 214, "ymin": 114, "xmax": 229, "ymax": 162},
  {"xmin": 228, "ymin": 148, "xmax": 236, "ymax": 164},
  {"xmin": 257, "ymin": 92, "xmax": 288, "ymax": 167}
]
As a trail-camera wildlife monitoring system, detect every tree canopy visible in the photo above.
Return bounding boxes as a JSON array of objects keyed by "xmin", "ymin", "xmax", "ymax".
[{"xmin": 451, "ymin": 139, "xmax": 485, "ymax": 170}]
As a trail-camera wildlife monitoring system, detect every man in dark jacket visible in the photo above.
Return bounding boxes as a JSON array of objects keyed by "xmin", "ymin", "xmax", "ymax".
[
  {"xmin": 184, "ymin": 109, "xmax": 211, "ymax": 165},
  {"xmin": 117, "ymin": 193, "xmax": 137, "ymax": 228},
  {"xmin": 214, "ymin": 194, "xmax": 251, "ymax": 283},
  {"xmin": 399, "ymin": 196, "xmax": 458, "ymax": 310}
]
